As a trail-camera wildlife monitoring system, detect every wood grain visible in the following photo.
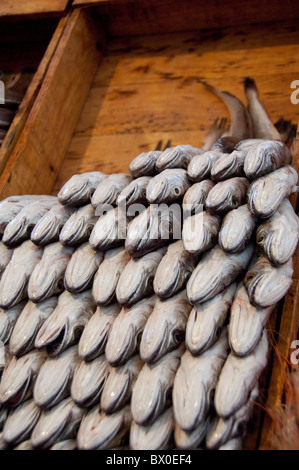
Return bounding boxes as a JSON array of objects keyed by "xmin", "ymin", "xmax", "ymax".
[{"xmin": 0, "ymin": 0, "xmax": 69, "ymax": 18}]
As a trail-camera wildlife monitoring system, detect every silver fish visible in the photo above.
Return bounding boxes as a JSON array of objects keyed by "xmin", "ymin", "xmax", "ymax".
[
  {"xmin": 182, "ymin": 180, "xmax": 215, "ymax": 217},
  {"xmin": 146, "ymin": 169, "xmax": 191, "ymax": 204},
  {"xmin": 218, "ymin": 437, "xmax": 243, "ymax": 450},
  {"xmin": 50, "ymin": 440, "xmax": 77, "ymax": 450},
  {"xmin": 214, "ymin": 329, "xmax": 268, "ymax": 419},
  {"xmin": 101, "ymin": 355, "xmax": 143, "ymax": 415},
  {"xmin": 117, "ymin": 176, "xmax": 152, "ymax": 206},
  {"xmin": 218, "ymin": 204, "xmax": 257, "ymax": 253},
  {"xmin": 31, "ymin": 397, "xmax": 86, "ymax": 449},
  {"xmin": 186, "ymin": 283, "xmax": 237, "ymax": 356},
  {"xmin": 64, "ymin": 243, "xmax": 104, "ymax": 293},
  {"xmin": 129, "ymin": 150, "xmax": 162, "ymax": 178},
  {"xmin": 205, "ymin": 177, "xmax": 250, "ymax": 214},
  {"xmin": 27, "ymin": 242, "xmax": 74, "ymax": 302},
  {"xmin": 187, "ymin": 243, "xmax": 254, "ymax": 305},
  {"xmin": 182, "ymin": 210, "xmax": 221, "ymax": 255},
  {"xmin": 247, "ymin": 165, "xmax": 298, "ymax": 219},
  {"xmin": 153, "ymin": 240, "xmax": 197, "ymax": 299},
  {"xmin": 105, "ymin": 296, "xmax": 155, "ymax": 366},
  {"xmin": 116, "ymin": 248, "xmax": 166, "ymax": 306},
  {"xmin": 77, "ymin": 404, "xmax": 132, "ymax": 450},
  {"xmin": 34, "ymin": 290, "xmax": 96, "ymax": 356},
  {"xmin": 0, "ymin": 243, "xmax": 13, "ymax": 277},
  {"xmin": 92, "ymin": 248, "xmax": 131, "ymax": 305},
  {"xmin": 57, "ymin": 172, "xmax": 106, "ymax": 207},
  {"xmin": 255, "ymin": 198, "xmax": 299, "ymax": 265},
  {"xmin": 173, "ymin": 330, "xmax": 228, "ymax": 431},
  {"xmin": 187, "ymin": 149, "xmax": 224, "ymax": 182},
  {"xmin": 31, "ymin": 204, "xmax": 76, "ymax": 246},
  {"xmin": 131, "ymin": 345, "xmax": 184, "ymax": 425},
  {"xmin": 78, "ymin": 304, "xmax": 121, "ymax": 361},
  {"xmin": 33, "ymin": 345, "xmax": 79, "ymax": 409},
  {"xmin": 130, "ymin": 407, "xmax": 174, "ymax": 450},
  {"xmin": 244, "ymin": 140, "xmax": 292, "ymax": 179},
  {"xmin": 211, "ymin": 150, "xmax": 246, "ymax": 181},
  {"xmin": 0, "ymin": 301, "xmax": 26, "ymax": 345},
  {"xmin": 156, "ymin": 145, "xmax": 204, "ymax": 172},
  {"xmin": 59, "ymin": 204, "xmax": 97, "ymax": 246},
  {"xmin": 9, "ymin": 297, "xmax": 58, "ymax": 357},
  {"xmin": 2, "ymin": 399, "xmax": 41, "ymax": 446},
  {"xmin": 91, "ymin": 173, "xmax": 133, "ymax": 210},
  {"xmin": 235, "ymin": 138, "xmax": 266, "ymax": 153},
  {"xmin": 0, "ymin": 241, "xmax": 43, "ymax": 309},
  {"xmin": 174, "ymin": 416, "xmax": 210, "ymax": 450},
  {"xmin": 89, "ymin": 207, "xmax": 130, "ymax": 251},
  {"xmin": 212, "ymin": 136, "xmax": 239, "ymax": 154},
  {"xmin": 140, "ymin": 291, "xmax": 192, "ymax": 364}
]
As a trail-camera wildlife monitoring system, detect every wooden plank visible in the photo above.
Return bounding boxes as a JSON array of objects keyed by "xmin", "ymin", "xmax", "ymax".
[{"xmin": 0, "ymin": 0, "xmax": 69, "ymax": 18}]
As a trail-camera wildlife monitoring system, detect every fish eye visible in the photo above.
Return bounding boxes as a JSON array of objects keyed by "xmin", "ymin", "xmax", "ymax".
[
  {"xmin": 57, "ymin": 278, "xmax": 64, "ymax": 292},
  {"xmin": 27, "ymin": 224, "xmax": 35, "ymax": 233},
  {"xmin": 74, "ymin": 327, "xmax": 83, "ymax": 341},
  {"xmin": 173, "ymin": 330, "xmax": 183, "ymax": 344},
  {"xmin": 231, "ymin": 196, "xmax": 238, "ymax": 206},
  {"xmin": 215, "ymin": 327, "xmax": 222, "ymax": 339},
  {"xmin": 174, "ymin": 187, "xmax": 181, "ymax": 196},
  {"xmin": 244, "ymin": 272, "xmax": 254, "ymax": 282},
  {"xmin": 166, "ymin": 387, "xmax": 173, "ymax": 406},
  {"xmin": 148, "ymin": 277, "xmax": 154, "ymax": 290},
  {"xmin": 257, "ymin": 235, "xmax": 264, "ymax": 244},
  {"xmin": 87, "ymin": 226, "xmax": 93, "ymax": 236},
  {"xmin": 270, "ymin": 155, "xmax": 276, "ymax": 165},
  {"xmin": 141, "ymin": 189, "xmax": 147, "ymax": 199}
]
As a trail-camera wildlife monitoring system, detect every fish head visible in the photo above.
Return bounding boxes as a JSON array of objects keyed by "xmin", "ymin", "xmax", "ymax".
[
  {"xmin": 129, "ymin": 151, "xmax": 161, "ymax": 178},
  {"xmin": 244, "ymin": 141, "xmax": 284, "ymax": 179},
  {"xmin": 0, "ymin": 302, "xmax": 26, "ymax": 345},
  {"xmin": 0, "ymin": 264, "xmax": 29, "ymax": 309},
  {"xmin": 146, "ymin": 170, "xmax": 188, "ymax": 204},
  {"xmin": 117, "ymin": 177, "xmax": 151, "ymax": 206},
  {"xmin": 156, "ymin": 146, "xmax": 192, "ymax": 171},
  {"xmin": 2, "ymin": 399, "xmax": 41, "ymax": 446},
  {"xmin": 59, "ymin": 205, "xmax": 96, "ymax": 246},
  {"xmin": 58, "ymin": 174, "xmax": 96, "ymax": 206},
  {"xmin": 31, "ymin": 206, "xmax": 75, "ymax": 246}
]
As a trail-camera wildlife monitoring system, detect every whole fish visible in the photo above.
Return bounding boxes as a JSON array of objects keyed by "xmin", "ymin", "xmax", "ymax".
[
  {"xmin": 31, "ymin": 204, "xmax": 76, "ymax": 246},
  {"xmin": 116, "ymin": 248, "xmax": 166, "ymax": 306},
  {"xmin": 9, "ymin": 297, "xmax": 58, "ymax": 357},
  {"xmin": 182, "ymin": 210, "xmax": 221, "ymax": 255},
  {"xmin": 255, "ymin": 198, "xmax": 299, "ymax": 265},
  {"xmin": 186, "ymin": 283, "xmax": 237, "ymax": 356},
  {"xmin": 130, "ymin": 407, "xmax": 174, "ymax": 450},
  {"xmin": 218, "ymin": 204, "xmax": 257, "ymax": 253},
  {"xmin": 31, "ymin": 397, "xmax": 86, "ymax": 449},
  {"xmin": 0, "ymin": 240, "xmax": 43, "ymax": 309},
  {"xmin": 205, "ymin": 177, "xmax": 250, "ymax": 214},
  {"xmin": 182, "ymin": 180, "xmax": 215, "ymax": 217},
  {"xmin": 0, "ymin": 301, "xmax": 26, "ymax": 345},
  {"xmin": 101, "ymin": 355, "xmax": 143, "ymax": 415},
  {"xmin": 153, "ymin": 241, "xmax": 197, "ymax": 299},
  {"xmin": 146, "ymin": 169, "xmax": 191, "ymax": 204},
  {"xmin": 211, "ymin": 150, "xmax": 246, "ymax": 181},
  {"xmin": 89, "ymin": 207, "xmax": 130, "ymax": 251},
  {"xmin": 117, "ymin": 176, "xmax": 152, "ymax": 206},
  {"xmin": 92, "ymin": 248, "xmax": 131, "ymax": 305},
  {"xmin": 91, "ymin": 173, "xmax": 133, "ymax": 210},
  {"xmin": 173, "ymin": 330, "xmax": 228, "ymax": 431},
  {"xmin": 57, "ymin": 171, "xmax": 106, "ymax": 207},
  {"xmin": 77, "ymin": 405, "xmax": 132, "ymax": 450},
  {"xmin": 33, "ymin": 345, "xmax": 80, "ymax": 409},
  {"xmin": 214, "ymin": 329, "xmax": 268, "ymax": 418},
  {"xmin": 131, "ymin": 345, "xmax": 184, "ymax": 426},
  {"xmin": 187, "ymin": 243, "xmax": 254, "ymax": 305},
  {"xmin": 105, "ymin": 296, "xmax": 155, "ymax": 367},
  {"xmin": 34, "ymin": 290, "xmax": 96, "ymax": 356},
  {"xmin": 64, "ymin": 243, "xmax": 104, "ymax": 293},
  {"xmin": 59, "ymin": 204, "xmax": 97, "ymax": 246},
  {"xmin": 187, "ymin": 149, "xmax": 224, "ymax": 182},
  {"xmin": 2, "ymin": 399, "xmax": 41, "ymax": 446},
  {"xmin": 78, "ymin": 304, "xmax": 121, "ymax": 361},
  {"xmin": 140, "ymin": 290, "xmax": 192, "ymax": 364},
  {"xmin": 155, "ymin": 145, "xmax": 204, "ymax": 172},
  {"xmin": 27, "ymin": 242, "xmax": 74, "ymax": 302},
  {"xmin": 174, "ymin": 417, "xmax": 210, "ymax": 450},
  {"xmin": 50, "ymin": 440, "xmax": 77, "ymax": 450},
  {"xmin": 244, "ymin": 140, "xmax": 292, "ymax": 180},
  {"xmin": 71, "ymin": 355, "xmax": 111, "ymax": 408},
  {"xmin": 247, "ymin": 165, "xmax": 298, "ymax": 218},
  {"xmin": 0, "ymin": 243, "xmax": 13, "ymax": 277},
  {"xmin": 129, "ymin": 150, "xmax": 162, "ymax": 178}
]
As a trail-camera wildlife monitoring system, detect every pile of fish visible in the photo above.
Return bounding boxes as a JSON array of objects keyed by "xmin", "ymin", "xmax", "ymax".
[{"xmin": 0, "ymin": 77, "xmax": 298, "ymax": 451}]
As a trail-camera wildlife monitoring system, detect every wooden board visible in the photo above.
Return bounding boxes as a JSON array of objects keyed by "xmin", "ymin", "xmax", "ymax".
[{"xmin": 0, "ymin": 0, "xmax": 69, "ymax": 19}]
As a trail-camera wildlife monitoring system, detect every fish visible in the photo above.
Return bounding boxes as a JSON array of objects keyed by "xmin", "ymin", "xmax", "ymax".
[
  {"xmin": 77, "ymin": 404, "xmax": 132, "ymax": 450},
  {"xmin": 274, "ymin": 118, "xmax": 297, "ymax": 147},
  {"xmin": 0, "ymin": 301, "xmax": 26, "ymax": 345},
  {"xmin": 14, "ymin": 440, "xmax": 34, "ymax": 450},
  {"xmin": 101, "ymin": 354, "xmax": 144, "ymax": 415},
  {"xmin": 212, "ymin": 136, "xmax": 239, "ymax": 154},
  {"xmin": 0, "ymin": 349, "xmax": 46, "ymax": 408},
  {"xmin": 173, "ymin": 329, "xmax": 228, "ymax": 432},
  {"xmin": 214, "ymin": 329, "xmax": 268, "ymax": 419},
  {"xmin": 59, "ymin": 204, "xmax": 98, "ymax": 246},
  {"xmin": 89, "ymin": 207, "xmax": 130, "ymax": 251},
  {"xmin": 78, "ymin": 303, "xmax": 121, "ymax": 361},
  {"xmin": 155, "ymin": 145, "xmax": 204, "ymax": 172},
  {"xmin": 211, "ymin": 150, "xmax": 246, "ymax": 181},
  {"xmin": 182, "ymin": 210, "xmax": 221, "ymax": 255},
  {"xmin": 105, "ymin": 296, "xmax": 155, "ymax": 367},
  {"xmin": 57, "ymin": 172, "xmax": 106, "ymax": 207},
  {"xmin": 117, "ymin": 176, "xmax": 152, "ymax": 206},
  {"xmin": 247, "ymin": 165, "xmax": 298, "ymax": 219},
  {"xmin": 27, "ymin": 242, "xmax": 74, "ymax": 302},
  {"xmin": 64, "ymin": 243, "xmax": 104, "ymax": 293},
  {"xmin": 131, "ymin": 345, "xmax": 184, "ymax": 426},
  {"xmin": 116, "ymin": 248, "xmax": 166, "ymax": 306},
  {"xmin": 182, "ymin": 180, "xmax": 215, "ymax": 217},
  {"xmin": 187, "ymin": 243, "xmax": 254, "ymax": 305},
  {"xmin": 91, "ymin": 174, "xmax": 133, "ymax": 210},
  {"xmin": 243, "ymin": 77, "xmax": 282, "ymax": 140},
  {"xmin": 218, "ymin": 204, "xmax": 257, "ymax": 253},
  {"xmin": 243, "ymin": 255, "xmax": 293, "ymax": 309},
  {"xmin": 34, "ymin": 290, "xmax": 96, "ymax": 356},
  {"xmin": 255, "ymin": 198, "xmax": 299, "ymax": 265},
  {"xmin": 0, "ymin": 405, "xmax": 9, "ymax": 432},
  {"xmin": 0, "ymin": 243, "xmax": 13, "ymax": 277},
  {"xmin": 174, "ymin": 416, "xmax": 210, "ymax": 450},
  {"xmin": 235, "ymin": 138, "xmax": 266, "ymax": 153},
  {"xmin": 0, "ymin": 240, "xmax": 43, "ymax": 309},
  {"xmin": 31, "ymin": 204, "xmax": 76, "ymax": 246},
  {"xmin": 2, "ymin": 399, "xmax": 41, "ymax": 446},
  {"xmin": 31, "ymin": 397, "xmax": 86, "ymax": 449},
  {"xmin": 0, "ymin": 346, "xmax": 11, "ymax": 380},
  {"xmin": 205, "ymin": 177, "xmax": 250, "ymax": 214},
  {"xmin": 186, "ymin": 283, "xmax": 237, "ymax": 356},
  {"xmin": 130, "ymin": 407, "xmax": 174, "ymax": 450},
  {"xmin": 153, "ymin": 241, "xmax": 197, "ymax": 299},
  {"xmin": 9, "ymin": 297, "xmax": 58, "ymax": 357},
  {"xmin": 146, "ymin": 169, "xmax": 191, "ymax": 204},
  {"xmin": 2, "ymin": 198, "xmax": 58, "ymax": 247},
  {"xmin": 33, "ymin": 345, "xmax": 80, "ymax": 409},
  {"xmin": 244, "ymin": 140, "xmax": 292, "ymax": 180},
  {"xmin": 71, "ymin": 355, "xmax": 111, "ymax": 408},
  {"xmin": 228, "ymin": 283, "xmax": 275, "ymax": 357},
  {"xmin": 140, "ymin": 291, "xmax": 192, "ymax": 364},
  {"xmin": 92, "ymin": 248, "xmax": 131, "ymax": 306},
  {"xmin": 202, "ymin": 117, "xmax": 229, "ymax": 151},
  {"xmin": 50, "ymin": 440, "xmax": 77, "ymax": 450},
  {"xmin": 129, "ymin": 150, "xmax": 162, "ymax": 178},
  {"xmin": 187, "ymin": 149, "xmax": 224, "ymax": 182},
  {"xmin": 0, "ymin": 432, "xmax": 8, "ymax": 449}
]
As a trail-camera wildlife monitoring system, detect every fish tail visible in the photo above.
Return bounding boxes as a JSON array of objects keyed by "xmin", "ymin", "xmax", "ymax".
[{"xmin": 244, "ymin": 77, "xmax": 258, "ymax": 94}]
